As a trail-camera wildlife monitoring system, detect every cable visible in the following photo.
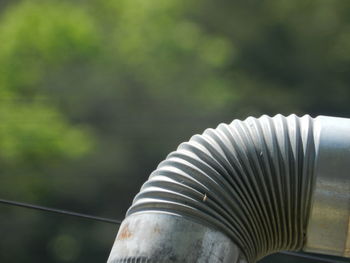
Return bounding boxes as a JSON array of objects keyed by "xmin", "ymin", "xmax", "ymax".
[
  {"xmin": 0, "ymin": 198, "xmax": 122, "ymax": 225},
  {"xmin": 0, "ymin": 198, "xmax": 347, "ymax": 263},
  {"xmin": 279, "ymin": 251, "xmax": 347, "ymax": 263}
]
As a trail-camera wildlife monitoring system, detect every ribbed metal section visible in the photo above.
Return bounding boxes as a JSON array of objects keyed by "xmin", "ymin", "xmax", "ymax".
[
  {"xmin": 127, "ymin": 114, "xmax": 316, "ymax": 263},
  {"xmin": 110, "ymin": 257, "xmax": 150, "ymax": 263}
]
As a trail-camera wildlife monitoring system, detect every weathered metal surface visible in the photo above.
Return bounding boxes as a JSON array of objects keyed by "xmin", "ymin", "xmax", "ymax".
[
  {"xmin": 304, "ymin": 116, "xmax": 350, "ymax": 257},
  {"xmin": 107, "ymin": 213, "xmax": 246, "ymax": 263}
]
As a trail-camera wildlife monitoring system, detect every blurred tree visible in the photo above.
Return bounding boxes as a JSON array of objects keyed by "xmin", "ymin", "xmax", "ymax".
[
  {"xmin": 0, "ymin": 0, "xmax": 350, "ymax": 262},
  {"xmin": 0, "ymin": 1, "xmax": 94, "ymax": 198},
  {"xmin": 190, "ymin": 0, "xmax": 350, "ymax": 116},
  {"xmin": 0, "ymin": 2, "xmax": 96, "ymax": 262}
]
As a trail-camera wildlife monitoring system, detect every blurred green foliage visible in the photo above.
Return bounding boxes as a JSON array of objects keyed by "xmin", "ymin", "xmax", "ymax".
[
  {"xmin": 0, "ymin": 0, "xmax": 349, "ymax": 262},
  {"xmin": 0, "ymin": 102, "xmax": 91, "ymax": 162},
  {"xmin": 0, "ymin": 1, "xmax": 95, "ymax": 166},
  {"xmin": 0, "ymin": 1, "xmax": 99, "ymax": 95}
]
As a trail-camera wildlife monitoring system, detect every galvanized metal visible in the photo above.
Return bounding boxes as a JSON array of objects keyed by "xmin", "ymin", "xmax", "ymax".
[
  {"xmin": 108, "ymin": 115, "xmax": 350, "ymax": 262},
  {"xmin": 305, "ymin": 116, "xmax": 350, "ymax": 257},
  {"xmin": 108, "ymin": 213, "xmax": 246, "ymax": 263}
]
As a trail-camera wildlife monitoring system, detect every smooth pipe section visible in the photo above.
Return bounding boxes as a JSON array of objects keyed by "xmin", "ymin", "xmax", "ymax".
[
  {"xmin": 108, "ymin": 115, "xmax": 350, "ymax": 262},
  {"xmin": 108, "ymin": 213, "xmax": 246, "ymax": 263},
  {"xmin": 305, "ymin": 116, "xmax": 350, "ymax": 257}
]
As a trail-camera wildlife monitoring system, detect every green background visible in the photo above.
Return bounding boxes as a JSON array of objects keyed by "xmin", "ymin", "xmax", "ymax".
[{"xmin": 0, "ymin": 0, "xmax": 349, "ymax": 262}]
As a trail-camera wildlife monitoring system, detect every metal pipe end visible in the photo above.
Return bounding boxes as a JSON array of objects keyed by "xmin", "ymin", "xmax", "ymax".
[
  {"xmin": 304, "ymin": 116, "xmax": 350, "ymax": 258},
  {"xmin": 107, "ymin": 213, "xmax": 247, "ymax": 263}
]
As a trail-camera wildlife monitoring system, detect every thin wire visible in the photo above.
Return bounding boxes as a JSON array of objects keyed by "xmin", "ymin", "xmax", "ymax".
[
  {"xmin": 0, "ymin": 198, "xmax": 347, "ymax": 263},
  {"xmin": 0, "ymin": 198, "xmax": 122, "ymax": 225},
  {"xmin": 279, "ymin": 251, "xmax": 347, "ymax": 263}
]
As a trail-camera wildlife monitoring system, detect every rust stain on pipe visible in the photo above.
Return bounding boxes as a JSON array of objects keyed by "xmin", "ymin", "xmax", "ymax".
[{"xmin": 117, "ymin": 223, "xmax": 133, "ymax": 240}]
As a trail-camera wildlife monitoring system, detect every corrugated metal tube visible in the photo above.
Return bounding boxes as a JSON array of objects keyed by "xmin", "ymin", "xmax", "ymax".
[{"xmin": 107, "ymin": 114, "xmax": 350, "ymax": 263}]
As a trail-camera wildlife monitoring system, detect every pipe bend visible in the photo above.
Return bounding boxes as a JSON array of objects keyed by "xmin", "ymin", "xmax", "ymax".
[{"xmin": 108, "ymin": 114, "xmax": 350, "ymax": 263}]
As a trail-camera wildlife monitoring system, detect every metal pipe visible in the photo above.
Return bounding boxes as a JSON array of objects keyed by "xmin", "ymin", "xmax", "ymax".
[
  {"xmin": 304, "ymin": 116, "xmax": 350, "ymax": 257},
  {"xmin": 107, "ymin": 115, "xmax": 350, "ymax": 263}
]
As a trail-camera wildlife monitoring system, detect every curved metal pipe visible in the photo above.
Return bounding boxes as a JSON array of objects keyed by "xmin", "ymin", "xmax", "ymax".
[{"xmin": 108, "ymin": 115, "xmax": 350, "ymax": 263}]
